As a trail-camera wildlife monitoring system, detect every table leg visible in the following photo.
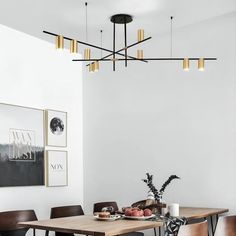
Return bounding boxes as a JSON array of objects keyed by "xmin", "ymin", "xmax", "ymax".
[
  {"xmin": 153, "ymin": 228, "xmax": 157, "ymax": 236},
  {"xmin": 159, "ymin": 227, "xmax": 161, "ymax": 236},
  {"xmin": 213, "ymin": 214, "xmax": 219, "ymax": 235},
  {"xmin": 33, "ymin": 229, "xmax": 36, "ymax": 236},
  {"xmin": 210, "ymin": 216, "xmax": 214, "ymax": 236}
]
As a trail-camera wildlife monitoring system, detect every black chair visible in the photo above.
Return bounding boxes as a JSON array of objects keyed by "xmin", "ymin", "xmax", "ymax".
[
  {"xmin": 0, "ymin": 210, "xmax": 37, "ymax": 236},
  {"xmin": 45, "ymin": 205, "xmax": 84, "ymax": 236},
  {"xmin": 93, "ymin": 202, "xmax": 144, "ymax": 236},
  {"xmin": 93, "ymin": 201, "xmax": 119, "ymax": 214}
]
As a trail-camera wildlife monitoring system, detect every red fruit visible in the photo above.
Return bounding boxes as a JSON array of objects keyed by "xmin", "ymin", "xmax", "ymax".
[
  {"xmin": 139, "ymin": 210, "xmax": 144, "ymax": 217},
  {"xmin": 144, "ymin": 209, "xmax": 152, "ymax": 217},
  {"xmin": 125, "ymin": 209, "xmax": 132, "ymax": 216},
  {"xmin": 131, "ymin": 210, "xmax": 140, "ymax": 217}
]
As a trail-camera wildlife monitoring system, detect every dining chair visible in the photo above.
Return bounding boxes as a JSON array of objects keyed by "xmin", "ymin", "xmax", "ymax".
[
  {"xmin": 214, "ymin": 215, "xmax": 236, "ymax": 236},
  {"xmin": 45, "ymin": 205, "xmax": 84, "ymax": 236},
  {"xmin": 93, "ymin": 201, "xmax": 119, "ymax": 213},
  {"xmin": 93, "ymin": 201, "xmax": 144, "ymax": 236},
  {"xmin": 0, "ymin": 210, "xmax": 37, "ymax": 236},
  {"xmin": 177, "ymin": 221, "xmax": 208, "ymax": 236}
]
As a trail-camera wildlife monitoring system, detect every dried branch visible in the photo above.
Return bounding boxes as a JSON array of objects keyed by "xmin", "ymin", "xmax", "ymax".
[
  {"xmin": 142, "ymin": 173, "xmax": 180, "ymax": 201},
  {"xmin": 160, "ymin": 175, "xmax": 180, "ymax": 194}
]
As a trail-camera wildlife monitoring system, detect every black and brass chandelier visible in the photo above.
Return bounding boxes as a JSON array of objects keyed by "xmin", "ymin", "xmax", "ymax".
[{"xmin": 43, "ymin": 3, "xmax": 216, "ymax": 72}]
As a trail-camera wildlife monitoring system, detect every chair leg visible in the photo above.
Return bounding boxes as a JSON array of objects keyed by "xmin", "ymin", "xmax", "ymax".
[{"xmin": 153, "ymin": 228, "xmax": 157, "ymax": 236}]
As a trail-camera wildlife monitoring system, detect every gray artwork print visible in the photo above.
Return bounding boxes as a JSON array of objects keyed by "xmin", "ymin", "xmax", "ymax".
[{"xmin": 0, "ymin": 103, "xmax": 44, "ymax": 187}]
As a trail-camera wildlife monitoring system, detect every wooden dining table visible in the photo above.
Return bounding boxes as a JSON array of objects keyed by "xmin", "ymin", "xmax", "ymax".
[
  {"xmin": 180, "ymin": 207, "xmax": 228, "ymax": 235},
  {"xmin": 19, "ymin": 207, "xmax": 228, "ymax": 236}
]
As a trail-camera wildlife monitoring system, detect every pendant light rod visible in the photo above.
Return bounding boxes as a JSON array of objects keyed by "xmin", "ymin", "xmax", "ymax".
[
  {"xmin": 73, "ymin": 57, "xmax": 217, "ymax": 62},
  {"xmin": 85, "ymin": 2, "xmax": 88, "ymax": 42},
  {"xmin": 100, "ymin": 30, "xmax": 103, "ymax": 58},
  {"xmin": 113, "ymin": 22, "xmax": 116, "ymax": 71},
  {"xmin": 43, "ymin": 31, "xmax": 150, "ymax": 62},
  {"xmin": 124, "ymin": 19, "xmax": 128, "ymax": 67},
  {"xmin": 170, "ymin": 16, "xmax": 173, "ymax": 57}
]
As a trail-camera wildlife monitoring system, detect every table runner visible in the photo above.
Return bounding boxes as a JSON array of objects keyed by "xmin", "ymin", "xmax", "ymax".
[{"xmin": 164, "ymin": 216, "xmax": 187, "ymax": 236}]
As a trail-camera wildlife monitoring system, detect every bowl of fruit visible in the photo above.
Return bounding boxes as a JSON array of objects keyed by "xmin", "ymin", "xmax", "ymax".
[{"xmin": 123, "ymin": 207, "xmax": 154, "ymax": 220}]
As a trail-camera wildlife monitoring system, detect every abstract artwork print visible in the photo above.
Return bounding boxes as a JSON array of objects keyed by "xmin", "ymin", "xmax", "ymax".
[{"xmin": 0, "ymin": 103, "xmax": 44, "ymax": 187}]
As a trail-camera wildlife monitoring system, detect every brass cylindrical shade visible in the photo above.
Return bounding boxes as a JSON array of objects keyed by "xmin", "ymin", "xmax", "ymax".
[
  {"xmin": 94, "ymin": 61, "xmax": 99, "ymax": 72},
  {"xmin": 183, "ymin": 58, "xmax": 190, "ymax": 71},
  {"xmin": 70, "ymin": 39, "xmax": 78, "ymax": 54},
  {"xmin": 138, "ymin": 29, "xmax": 144, "ymax": 42},
  {"xmin": 198, "ymin": 58, "xmax": 205, "ymax": 71},
  {"xmin": 89, "ymin": 63, "xmax": 95, "ymax": 73},
  {"xmin": 137, "ymin": 50, "xmax": 144, "ymax": 59},
  {"xmin": 89, "ymin": 63, "xmax": 93, "ymax": 73},
  {"xmin": 84, "ymin": 48, "xmax": 91, "ymax": 60},
  {"xmin": 56, "ymin": 35, "xmax": 64, "ymax": 49}
]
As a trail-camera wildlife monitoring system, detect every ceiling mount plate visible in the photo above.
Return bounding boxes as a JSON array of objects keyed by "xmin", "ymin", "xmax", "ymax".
[{"xmin": 110, "ymin": 14, "xmax": 133, "ymax": 24}]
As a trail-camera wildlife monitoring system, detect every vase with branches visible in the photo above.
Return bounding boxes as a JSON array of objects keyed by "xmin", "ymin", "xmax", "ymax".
[{"xmin": 142, "ymin": 173, "xmax": 180, "ymax": 202}]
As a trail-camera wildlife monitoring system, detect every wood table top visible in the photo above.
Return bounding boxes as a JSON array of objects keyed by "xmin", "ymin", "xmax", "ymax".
[
  {"xmin": 179, "ymin": 207, "xmax": 228, "ymax": 220},
  {"xmin": 20, "ymin": 215, "xmax": 161, "ymax": 236},
  {"xmin": 19, "ymin": 207, "xmax": 229, "ymax": 236}
]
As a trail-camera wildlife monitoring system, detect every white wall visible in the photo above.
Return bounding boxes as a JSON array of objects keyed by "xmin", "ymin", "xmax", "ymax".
[
  {"xmin": 83, "ymin": 12, "xmax": 236, "ymax": 217},
  {"xmin": 0, "ymin": 24, "xmax": 83, "ymax": 223}
]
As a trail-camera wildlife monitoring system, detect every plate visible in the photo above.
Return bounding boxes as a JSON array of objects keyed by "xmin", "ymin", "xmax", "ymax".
[
  {"xmin": 123, "ymin": 214, "xmax": 155, "ymax": 220},
  {"xmin": 94, "ymin": 215, "xmax": 121, "ymax": 221}
]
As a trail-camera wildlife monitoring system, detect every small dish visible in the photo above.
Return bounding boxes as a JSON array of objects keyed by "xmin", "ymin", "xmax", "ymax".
[{"xmin": 94, "ymin": 215, "xmax": 121, "ymax": 221}]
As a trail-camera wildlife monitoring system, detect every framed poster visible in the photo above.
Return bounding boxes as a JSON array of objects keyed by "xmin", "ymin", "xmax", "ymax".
[
  {"xmin": 45, "ymin": 110, "xmax": 67, "ymax": 147},
  {"xmin": 0, "ymin": 103, "xmax": 44, "ymax": 187},
  {"xmin": 46, "ymin": 150, "xmax": 68, "ymax": 187}
]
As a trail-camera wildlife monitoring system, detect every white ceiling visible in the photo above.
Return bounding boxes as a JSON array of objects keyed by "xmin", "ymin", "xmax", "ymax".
[{"xmin": 0, "ymin": 0, "xmax": 236, "ymax": 49}]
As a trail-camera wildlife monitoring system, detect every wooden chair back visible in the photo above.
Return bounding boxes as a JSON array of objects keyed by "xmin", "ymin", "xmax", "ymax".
[
  {"xmin": 50, "ymin": 205, "xmax": 84, "ymax": 219},
  {"xmin": 178, "ymin": 221, "xmax": 208, "ymax": 236},
  {"xmin": 0, "ymin": 210, "xmax": 37, "ymax": 236},
  {"xmin": 47, "ymin": 205, "xmax": 84, "ymax": 236},
  {"xmin": 215, "ymin": 215, "xmax": 236, "ymax": 236},
  {"xmin": 93, "ymin": 201, "xmax": 119, "ymax": 213}
]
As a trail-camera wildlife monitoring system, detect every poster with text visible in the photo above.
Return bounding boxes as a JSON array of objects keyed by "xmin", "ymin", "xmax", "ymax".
[
  {"xmin": 0, "ymin": 103, "xmax": 44, "ymax": 187},
  {"xmin": 46, "ymin": 150, "xmax": 67, "ymax": 187}
]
